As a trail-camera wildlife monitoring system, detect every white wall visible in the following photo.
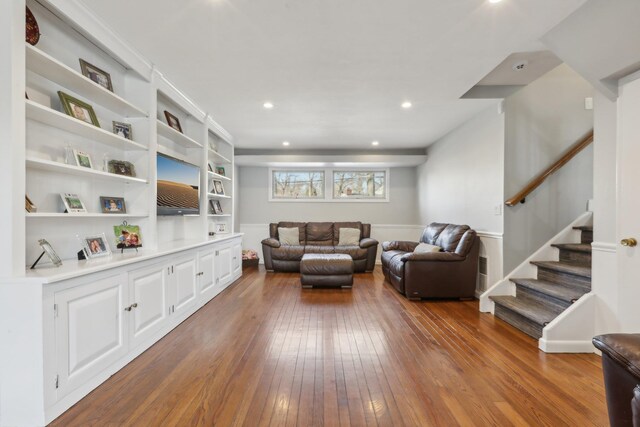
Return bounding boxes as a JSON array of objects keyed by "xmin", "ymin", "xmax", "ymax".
[{"xmin": 503, "ymin": 64, "xmax": 594, "ymax": 273}]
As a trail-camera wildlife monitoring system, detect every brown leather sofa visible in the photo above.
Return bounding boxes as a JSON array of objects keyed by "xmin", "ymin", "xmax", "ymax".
[
  {"xmin": 593, "ymin": 334, "xmax": 640, "ymax": 427},
  {"xmin": 381, "ymin": 223, "xmax": 479, "ymax": 300},
  {"xmin": 261, "ymin": 222, "xmax": 378, "ymax": 273}
]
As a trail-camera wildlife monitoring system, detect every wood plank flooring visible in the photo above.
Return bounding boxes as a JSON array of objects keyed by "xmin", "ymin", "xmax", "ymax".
[{"xmin": 51, "ymin": 267, "xmax": 607, "ymax": 426}]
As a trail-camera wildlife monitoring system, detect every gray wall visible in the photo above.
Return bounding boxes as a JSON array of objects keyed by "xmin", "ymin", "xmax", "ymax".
[
  {"xmin": 503, "ymin": 64, "xmax": 594, "ymax": 273},
  {"xmin": 238, "ymin": 167, "xmax": 420, "ymax": 225}
]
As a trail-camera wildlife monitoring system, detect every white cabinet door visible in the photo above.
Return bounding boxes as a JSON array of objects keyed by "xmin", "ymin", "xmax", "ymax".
[
  {"xmin": 55, "ymin": 274, "xmax": 128, "ymax": 398},
  {"xmin": 172, "ymin": 254, "xmax": 198, "ymax": 315},
  {"xmin": 232, "ymin": 242, "xmax": 242, "ymax": 278},
  {"xmin": 198, "ymin": 248, "xmax": 216, "ymax": 302},
  {"xmin": 216, "ymin": 245, "xmax": 233, "ymax": 288},
  {"xmin": 128, "ymin": 263, "xmax": 169, "ymax": 349}
]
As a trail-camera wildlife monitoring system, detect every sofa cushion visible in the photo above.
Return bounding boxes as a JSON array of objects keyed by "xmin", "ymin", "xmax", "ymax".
[
  {"xmin": 435, "ymin": 224, "xmax": 470, "ymax": 252},
  {"xmin": 276, "ymin": 222, "xmax": 306, "ymax": 245},
  {"xmin": 271, "ymin": 245, "xmax": 305, "ymax": 261},
  {"xmin": 386, "ymin": 253, "xmax": 405, "ymax": 278},
  {"xmin": 278, "ymin": 227, "xmax": 300, "ymax": 245},
  {"xmin": 333, "ymin": 222, "xmax": 362, "ymax": 245},
  {"xmin": 381, "ymin": 250, "xmax": 406, "ymax": 266},
  {"xmin": 334, "ymin": 245, "xmax": 367, "ymax": 260},
  {"xmin": 420, "ymin": 223, "xmax": 448, "ymax": 245},
  {"xmin": 414, "ymin": 243, "xmax": 441, "ymax": 253},
  {"xmin": 305, "ymin": 245, "xmax": 336, "ymax": 254},
  {"xmin": 338, "ymin": 227, "xmax": 361, "ymax": 246},
  {"xmin": 305, "ymin": 222, "xmax": 334, "ymax": 246}
]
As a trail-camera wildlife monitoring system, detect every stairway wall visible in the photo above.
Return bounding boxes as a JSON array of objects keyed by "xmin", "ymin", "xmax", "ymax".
[{"xmin": 503, "ymin": 64, "xmax": 594, "ymax": 273}]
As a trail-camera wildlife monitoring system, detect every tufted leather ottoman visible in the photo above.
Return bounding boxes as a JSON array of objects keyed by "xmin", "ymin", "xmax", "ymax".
[{"xmin": 300, "ymin": 254, "xmax": 354, "ymax": 288}]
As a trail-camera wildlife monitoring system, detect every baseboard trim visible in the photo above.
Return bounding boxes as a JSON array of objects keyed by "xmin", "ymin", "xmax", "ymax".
[{"xmin": 538, "ymin": 338, "xmax": 596, "ymax": 353}]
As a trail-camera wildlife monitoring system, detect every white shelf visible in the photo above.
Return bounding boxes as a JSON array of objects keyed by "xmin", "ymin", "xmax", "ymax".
[
  {"xmin": 207, "ymin": 170, "xmax": 231, "ymax": 181},
  {"xmin": 26, "ymin": 44, "xmax": 147, "ymax": 117},
  {"xmin": 26, "ymin": 100, "xmax": 148, "ymax": 151},
  {"xmin": 26, "ymin": 158, "xmax": 148, "ymax": 184},
  {"xmin": 208, "ymin": 148, "xmax": 231, "ymax": 164},
  {"xmin": 208, "ymin": 214, "xmax": 231, "ymax": 217},
  {"xmin": 207, "ymin": 193, "xmax": 232, "ymax": 199},
  {"xmin": 26, "ymin": 213, "xmax": 148, "ymax": 218},
  {"xmin": 157, "ymin": 120, "xmax": 203, "ymax": 149}
]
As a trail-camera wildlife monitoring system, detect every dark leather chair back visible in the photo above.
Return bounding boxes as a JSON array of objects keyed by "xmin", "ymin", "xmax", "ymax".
[{"xmin": 419, "ymin": 223, "xmax": 475, "ymax": 255}]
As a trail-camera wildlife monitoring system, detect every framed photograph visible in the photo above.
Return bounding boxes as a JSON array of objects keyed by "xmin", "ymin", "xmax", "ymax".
[
  {"xmin": 99, "ymin": 197, "xmax": 127, "ymax": 214},
  {"xmin": 60, "ymin": 193, "xmax": 87, "ymax": 213},
  {"xmin": 83, "ymin": 233, "xmax": 111, "ymax": 258},
  {"xmin": 73, "ymin": 149, "xmax": 93, "ymax": 169},
  {"xmin": 210, "ymin": 199, "xmax": 223, "ymax": 215},
  {"xmin": 79, "ymin": 59, "xmax": 113, "ymax": 92},
  {"xmin": 112, "ymin": 121, "xmax": 133, "ymax": 140},
  {"xmin": 212, "ymin": 179, "xmax": 225, "ymax": 195},
  {"xmin": 58, "ymin": 91, "xmax": 100, "ymax": 127},
  {"xmin": 215, "ymin": 223, "xmax": 227, "ymax": 234},
  {"xmin": 25, "ymin": 195, "xmax": 37, "ymax": 213},
  {"xmin": 108, "ymin": 160, "xmax": 136, "ymax": 177},
  {"xmin": 164, "ymin": 111, "xmax": 183, "ymax": 133},
  {"xmin": 114, "ymin": 224, "xmax": 142, "ymax": 249},
  {"xmin": 215, "ymin": 166, "xmax": 225, "ymax": 176},
  {"xmin": 34, "ymin": 239, "xmax": 62, "ymax": 268}
]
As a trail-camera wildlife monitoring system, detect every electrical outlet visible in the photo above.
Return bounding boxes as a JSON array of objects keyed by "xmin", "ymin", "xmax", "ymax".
[{"xmin": 585, "ymin": 97, "xmax": 593, "ymax": 110}]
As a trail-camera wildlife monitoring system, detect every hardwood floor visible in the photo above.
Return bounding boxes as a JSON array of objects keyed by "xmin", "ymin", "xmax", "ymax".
[{"xmin": 51, "ymin": 267, "xmax": 607, "ymax": 426}]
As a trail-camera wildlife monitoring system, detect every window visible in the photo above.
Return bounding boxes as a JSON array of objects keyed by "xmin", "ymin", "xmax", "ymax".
[
  {"xmin": 333, "ymin": 170, "xmax": 387, "ymax": 200},
  {"xmin": 271, "ymin": 170, "xmax": 325, "ymax": 199}
]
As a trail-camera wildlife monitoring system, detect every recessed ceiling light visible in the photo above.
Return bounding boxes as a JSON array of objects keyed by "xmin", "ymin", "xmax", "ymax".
[
  {"xmin": 401, "ymin": 101, "xmax": 412, "ymax": 109},
  {"xmin": 263, "ymin": 102, "xmax": 274, "ymax": 109},
  {"xmin": 282, "ymin": 141, "xmax": 290, "ymax": 146},
  {"xmin": 371, "ymin": 141, "xmax": 380, "ymax": 146}
]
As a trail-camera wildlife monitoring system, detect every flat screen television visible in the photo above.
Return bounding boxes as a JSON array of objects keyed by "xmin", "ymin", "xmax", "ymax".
[{"xmin": 156, "ymin": 153, "xmax": 200, "ymax": 215}]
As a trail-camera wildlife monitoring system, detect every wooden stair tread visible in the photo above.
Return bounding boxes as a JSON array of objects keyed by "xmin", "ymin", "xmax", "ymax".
[
  {"xmin": 551, "ymin": 243, "xmax": 592, "ymax": 253},
  {"xmin": 531, "ymin": 261, "xmax": 592, "ymax": 279},
  {"xmin": 511, "ymin": 278, "xmax": 588, "ymax": 303},
  {"xmin": 490, "ymin": 295, "xmax": 562, "ymax": 326},
  {"xmin": 573, "ymin": 225, "xmax": 593, "ymax": 231}
]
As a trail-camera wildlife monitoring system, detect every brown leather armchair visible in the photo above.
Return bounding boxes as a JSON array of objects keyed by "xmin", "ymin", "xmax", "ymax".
[
  {"xmin": 381, "ymin": 223, "xmax": 480, "ymax": 300},
  {"xmin": 593, "ymin": 334, "xmax": 640, "ymax": 427}
]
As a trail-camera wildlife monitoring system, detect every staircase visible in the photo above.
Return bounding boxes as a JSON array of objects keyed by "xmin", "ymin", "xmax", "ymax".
[{"xmin": 489, "ymin": 225, "xmax": 592, "ymax": 339}]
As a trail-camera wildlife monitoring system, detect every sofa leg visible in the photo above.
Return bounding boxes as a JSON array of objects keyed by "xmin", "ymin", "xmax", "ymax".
[{"xmin": 407, "ymin": 296, "xmax": 421, "ymax": 301}]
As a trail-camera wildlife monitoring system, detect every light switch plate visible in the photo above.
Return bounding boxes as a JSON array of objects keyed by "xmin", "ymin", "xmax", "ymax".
[{"xmin": 585, "ymin": 97, "xmax": 594, "ymax": 110}]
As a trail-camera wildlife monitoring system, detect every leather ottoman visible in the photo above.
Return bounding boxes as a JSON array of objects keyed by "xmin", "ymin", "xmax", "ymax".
[{"xmin": 300, "ymin": 254, "xmax": 354, "ymax": 288}]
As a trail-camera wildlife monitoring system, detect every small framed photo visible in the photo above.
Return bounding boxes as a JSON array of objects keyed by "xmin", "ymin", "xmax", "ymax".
[
  {"xmin": 164, "ymin": 111, "xmax": 182, "ymax": 133},
  {"xmin": 79, "ymin": 59, "xmax": 113, "ymax": 92},
  {"xmin": 58, "ymin": 91, "xmax": 100, "ymax": 127},
  {"xmin": 25, "ymin": 195, "xmax": 37, "ymax": 213},
  {"xmin": 73, "ymin": 149, "xmax": 93, "ymax": 169},
  {"xmin": 215, "ymin": 166, "xmax": 225, "ymax": 176},
  {"xmin": 212, "ymin": 180, "xmax": 225, "ymax": 195},
  {"xmin": 60, "ymin": 193, "xmax": 87, "ymax": 213},
  {"xmin": 83, "ymin": 233, "xmax": 111, "ymax": 258},
  {"xmin": 100, "ymin": 197, "xmax": 127, "ymax": 214},
  {"xmin": 114, "ymin": 224, "xmax": 142, "ymax": 249},
  {"xmin": 215, "ymin": 223, "xmax": 227, "ymax": 234},
  {"xmin": 112, "ymin": 121, "xmax": 133, "ymax": 140},
  {"xmin": 108, "ymin": 160, "xmax": 136, "ymax": 177},
  {"xmin": 210, "ymin": 199, "xmax": 223, "ymax": 215},
  {"xmin": 36, "ymin": 239, "xmax": 62, "ymax": 268}
]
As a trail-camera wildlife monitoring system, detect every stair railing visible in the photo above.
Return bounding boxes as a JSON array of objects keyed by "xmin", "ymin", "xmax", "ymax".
[{"xmin": 505, "ymin": 130, "xmax": 594, "ymax": 207}]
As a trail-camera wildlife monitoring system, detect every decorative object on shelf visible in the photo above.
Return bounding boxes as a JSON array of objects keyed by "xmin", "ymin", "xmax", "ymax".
[
  {"xmin": 25, "ymin": 195, "xmax": 37, "ymax": 213},
  {"xmin": 208, "ymin": 140, "xmax": 217, "ymax": 152},
  {"xmin": 114, "ymin": 221, "xmax": 142, "ymax": 252},
  {"xmin": 58, "ymin": 91, "xmax": 100, "ymax": 127},
  {"xmin": 82, "ymin": 233, "xmax": 112, "ymax": 259},
  {"xmin": 108, "ymin": 160, "xmax": 136, "ymax": 177},
  {"xmin": 212, "ymin": 179, "xmax": 225, "ymax": 195},
  {"xmin": 99, "ymin": 196, "xmax": 126, "ymax": 214},
  {"xmin": 60, "ymin": 193, "xmax": 87, "ymax": 213},
  {"xmin": 210, "ymin": 199, "xmax": 223, "ymax": 214},
  {"xmin": 112, "ymin": 121, "xmax": 132, "ymax": 140},
  {"xmin": 164, "ymin": 110, "xmax": 183, "ymax": 133},
  {"xmin": 215, "ymin": 223, "xmax": 227, "ymax": 234},
  {"xmin": 26, "ymin": 7, "xmax": 40, "ymax": 46},
  {"xmin": 215, "ymin": 166, "xmax": 226, "ymax": 177},
  {"xmin": 242, "ymin": 249, "xmax": 259, "ymax": 268},
  {"xmin": 31, "ymin": 239, "xmax": 62, "ymax": 269},
  {"xmin": 64, "ymin": 144, "xmax": 75, "ymax": 165},
  {"xmin": 73, "ymin": 149, "xmax": 93, "ymax": 169},
  {"xmin": 79, "ymin": 59, "xmax": 114, "ymax": 92},
  {"xmin": 26, "ymin": 87, "xmax": 51, "ymax": 107},
  {"xmin": 207, "ymin": 162, "xmax": 213, "ymax": 172}
]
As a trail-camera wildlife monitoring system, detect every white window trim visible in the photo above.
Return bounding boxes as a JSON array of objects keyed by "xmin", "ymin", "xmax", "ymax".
[{"xmin": 268, "ymin": 167, "xmax": 390, "ymax": 203}]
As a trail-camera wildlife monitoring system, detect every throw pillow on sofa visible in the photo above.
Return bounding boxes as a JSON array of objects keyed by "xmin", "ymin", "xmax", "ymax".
[
  {"xmin": 278, "ymin": 227, "xmax": 300, "ymax": 245},
  {"xmin": 414, "ymin": 243, "xmax": 442, "ymax": 253},
  {"xmin": 338, "ymin": 228, "xmax": 361, "ymax": 246}
]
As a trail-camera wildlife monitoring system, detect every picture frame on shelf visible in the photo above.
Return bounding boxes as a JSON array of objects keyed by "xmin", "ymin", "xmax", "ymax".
[
  {"xmin": 164, "ymin": 111, "xmax": 183, "ymax": 133},
  {"xmin": 215, "ymin": 166, "xmax": 225, "ymax": 176},
  {"xmin": 79, "ymin": 59, "xmax": 114, "ymax": 92},
  {"xmin": 58, "ymin": 91, "xmax": 100, "ymax": 127},
  {"xmin": 60, "ymin": 193, "xmax": 87, "ymax": 213},
  {"xmin": 99, "ymin": 196, "xmax": 127, "ymax": 214},
  {"xmin": 31, "ymin": 239, "xmax": 62, "ymax": 269},
  {"xmin": 114, "ymin": 223, "xmax": 142, "ymax": 249},
  {"xmin": 108, "ymin": 160, "xmax": 136, "ymax": 177},
  {"xmin": 25, "ymin": 195, "xmax": 37, "ymax": 213},
  {"xmin": 83, "ymin": 233, "xmax": 111, "ymax": 259},
  {"xmin": 215, "ymin": 223, "xmax": 227, "ymax": 234},
  {"xmin": 112, "ymin": 121, "xmax": 133, "ymax": 140},
  {"xmin": 26, "ymin": 7, "xmax": 40, "ymax": 46},
  {"xmin": 212, "ymin": 179, "xmax": 225, "ymax": 195},
  {"xmin": 207, "ymin": 162, "xmax": 213, "ymax": 172},
  {"xmin": 73, "ymin": 149, "xmax": 93, "ymax": 169},
  {"xmin": 210, "ymin": 199, "xmax": 223, "ymax": 215}
]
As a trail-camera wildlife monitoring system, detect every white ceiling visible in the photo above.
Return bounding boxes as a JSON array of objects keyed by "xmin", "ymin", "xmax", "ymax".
[{"xmin": 83, "ymin": 0, "xmax": 587, "ymax": 149}]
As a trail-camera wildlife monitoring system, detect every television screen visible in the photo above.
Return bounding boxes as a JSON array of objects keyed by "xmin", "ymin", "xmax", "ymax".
[{"xmin": 157, "ymin": 153, "xmax": 200, "ymax": 215}]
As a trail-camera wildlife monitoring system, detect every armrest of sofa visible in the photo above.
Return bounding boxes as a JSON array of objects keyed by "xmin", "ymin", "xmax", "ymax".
[
  {"xmin": 400, "ymin": 252, "xmax": 465, "ymax": 262},
  {"xmin": 359, "ymin": 238, "xmax": 378, "ymax": 249},
  {"xmin": 382, "ymin": 241, "xmax": 419, "ymax": 252},
  {"xmin": 261, "ymin": 238, "xmax": 281, "ymax": 249}
]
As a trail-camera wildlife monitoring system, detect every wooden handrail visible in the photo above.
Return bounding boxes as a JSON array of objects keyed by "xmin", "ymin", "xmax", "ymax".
[{"xmin": 505, "ymin": 130, "xmax": 594, "ymax": 207}]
